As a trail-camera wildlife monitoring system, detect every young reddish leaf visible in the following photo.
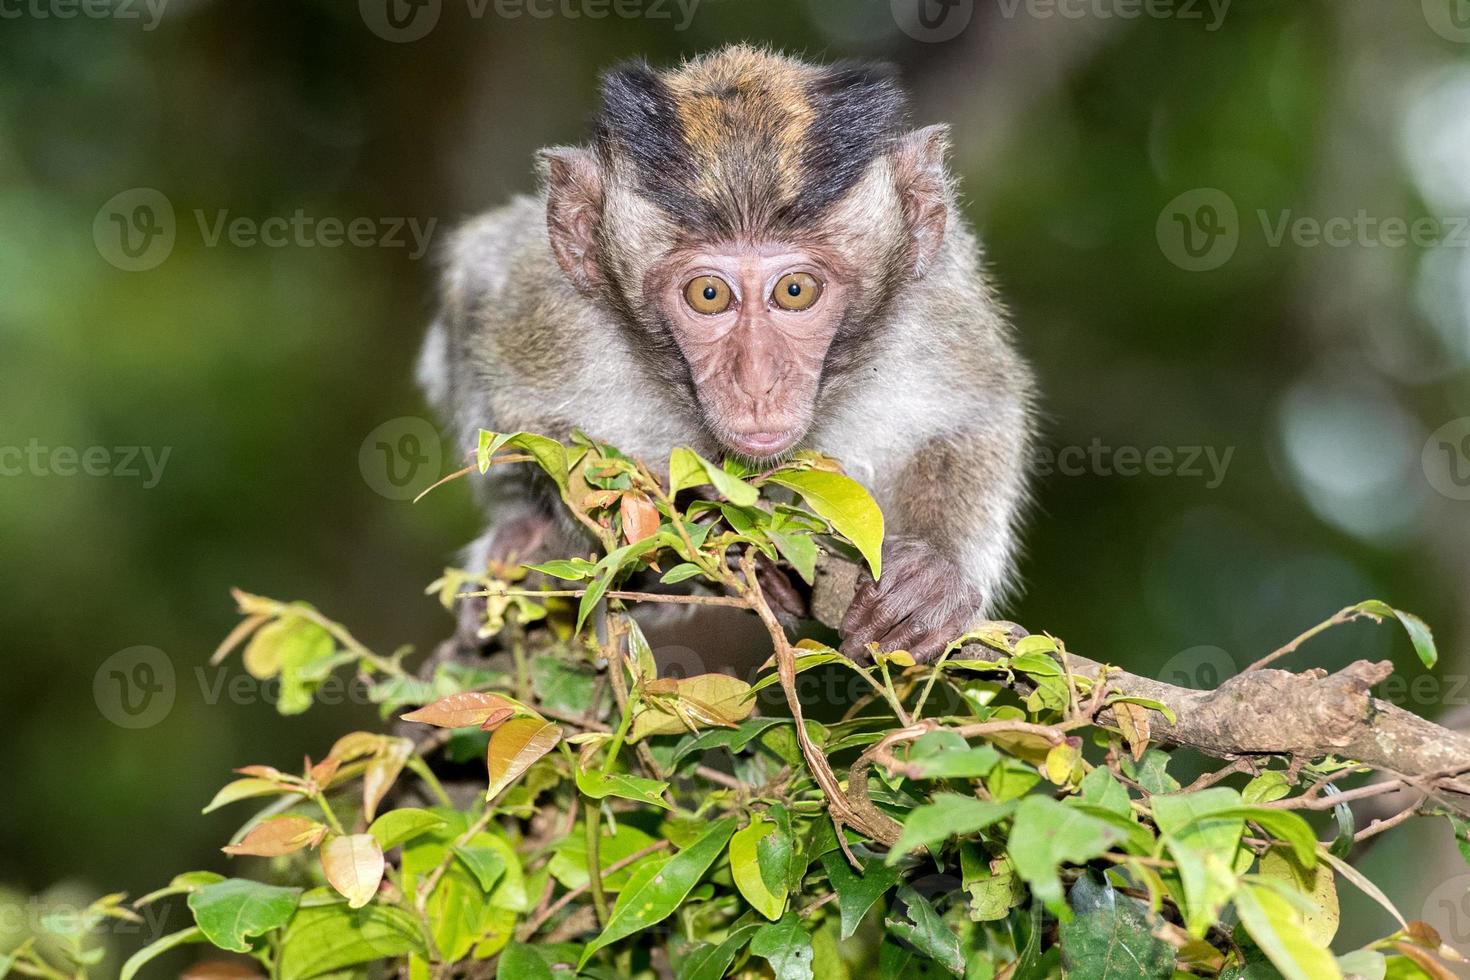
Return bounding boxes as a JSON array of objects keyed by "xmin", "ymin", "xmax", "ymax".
[
  {"xmin": 222, "ymin": 816, "xmax": 327, "ymax": 857},
  {"xmin": 362, "ymin": 737, "xmax": 414, "ymax": 823},
  {"xmin": 234, "ymin": 764, "xmax": 289, "ymax": 781},
  {"xmin": 486, "ymin": 718, "xmax": 561, "ymax": 801},
  {"xmin": 400, "ymin": 692, "xmax": 521, "ymax": 730},
  {"xmin": 307, "ymin": 755, "xmax": 342, "ymax": 790},
  {"xmin": 619, "ymin": 491, "xmax": 661, "ymax": 545},
  {"xmin": 479, "ymin": 707, "xmax": 517, "ymax": 732},
  {"xmin": 582, "ymin": 489, "xmax": 622, "ymax": 511},
  {"xmin": 327, "ymin": 731, "xmax": 382, "ymax": 763},
  {"xmin": 320, "ymin": 834, "xmax": 385, "ymax": 909}
]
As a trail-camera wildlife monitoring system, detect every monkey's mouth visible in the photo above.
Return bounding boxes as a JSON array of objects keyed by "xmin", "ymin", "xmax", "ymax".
[{"xmin": 724, "ymin": 428, "xmax": 802, "ymax": 460}]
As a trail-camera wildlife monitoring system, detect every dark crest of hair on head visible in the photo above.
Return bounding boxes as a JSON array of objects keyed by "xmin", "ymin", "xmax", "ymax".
[{"xmin": 593, "ymin": 46, "xmax": 909, "ymax": 240}]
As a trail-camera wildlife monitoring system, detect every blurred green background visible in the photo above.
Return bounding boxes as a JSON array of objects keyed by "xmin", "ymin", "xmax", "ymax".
[{"xmin": 4, "ymin": 0, "xmax": 1470, "ymax": 969}]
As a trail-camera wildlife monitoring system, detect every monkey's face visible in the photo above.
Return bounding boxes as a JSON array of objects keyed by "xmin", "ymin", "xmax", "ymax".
[{"xmin": 651, "ymin": 242, "xmax": 848, "ymax": 460}]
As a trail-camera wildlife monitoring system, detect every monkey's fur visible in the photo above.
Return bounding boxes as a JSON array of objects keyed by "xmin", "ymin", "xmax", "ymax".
[{"xmin": 418, "ymin": 46, "xmax": 1034, "ymax": 662}]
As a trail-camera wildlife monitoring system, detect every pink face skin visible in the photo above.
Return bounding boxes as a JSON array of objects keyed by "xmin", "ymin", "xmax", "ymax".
[{"xmin": 654, "ymin": 242, "xmax": 848, "ymax": 461}]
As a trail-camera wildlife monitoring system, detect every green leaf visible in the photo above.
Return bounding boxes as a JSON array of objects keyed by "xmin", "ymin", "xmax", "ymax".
[
  {"xmin": 497, "ymin": 942, "xmax": 556, "ymax": 980},
  {"xmin": 1335, "ymin": 950, "xmax": 1386, "ymax": 980},
  {"xmin": 452, "ymin": 843, "xmax": 508, "ymax": 892},
  {"xmin": 1353, "ymin": 600, "xmax": 1437, "ymax": 668},
  {"xmin": 1058, "ymin": 872, "xmax": 1173, "ymax": 979},
  {"xmin": 1233, "ymin": 881, "xmax": 1344, "ymax": 980},
  {"xmin": 671, "ymin": 717, "xmax": 789, "ymax": 765},
  {"xmin": 890, "ymin": 796, "xmax": 1015, "ymax": 861},
  {"xmin": 368, "ymin": 809, "xmax": 448, "ymax": 851},
  {"xmin": 1151, "ymin": 788, "xmax": 1246, "ymax": 937},
  {"xmin": 660, "ymin": 562, "xmax": 707, "ymax": 584},
  {"xmin": 765, "ymin": 469, "xmax": 884, "ymax": 578},
  {"xmin": 1007, "ymin": 796, "xmax": 1122, "ymax": 919},
  {"xmin": 277, "ymin": 903, "xmax": 427, "ymax": 978},
  {"xmin": 821, "ymin": 850, "xmax": 903, "ymax": 940},
  {"xmin": 731, "ymin": 816, "xmax": 788, "ymax": 920},
  {"xmin": 187, "ymin": 878, "xmax": 302, "ymax": 953},
  {"xmin": 119, "ymin": 927, "xmax": 205, "ymax": 980},
  {"xmin": 525, "ymin": 558, "xmax": 597, "ymax": 581},
  {"xmin": 478, "ymin": 430, "xmax": 570, "ymax": 497},
  {"xmin": 1121, "ymin": 749, "xmax": 1179, "ymax": 794},
  {"xmin": 576, "ymin": 768, "xmax": 671, "ymax": 810},
  {"xmin": 766, "ymin": 526, "xmax": 818, "ymax": 584},
  {"xmin": 579, "ymin": 818, "xmax": 738, "ymax": 967},
  {"xmin": 530, "ymin": 658, "xmax": 599, "ymax": 717},
  {"xmin": 750, "ymin": 911, "xmax": 815, "ymax": 980},
  {"xmin": 961, "ymin": 846, "xmax": 1025, "ymax": 922},
  {"xmin": 668, "ymin": 447, "xmax": 758, "ymax": 505},
  {"xmin": 886, "ymin": 885, "xmax": 964, "ymax": 976},
  {"xmin": 202, "ymin": 777, "xmax": 293, "ymax": 814},
  {"xmin": 906, "ymin": 730, "xmax": 1000, "ymax": 779},
  {"xmin": 1242, "ymin": 771, "xmax": 1292, "ymax": 805},
  {"xmin": 1075, "ymin": 767, "xmax": 1132, "ymax": 818},
  {"xmin": 676, "ymin": 920, "xmax": 762, "ymax": 980},
  {"xmin": 549, "ymin": 821, "xmax": 659, "ymax": 893},
  {"xmin": 1216, "ymin": 807, "xmax": 1318, "ymax": 869}
]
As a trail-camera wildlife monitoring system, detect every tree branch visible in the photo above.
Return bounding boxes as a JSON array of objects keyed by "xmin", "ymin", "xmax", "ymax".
[{"xmin": 811, "ymin": 558, "xmax": 1470, "ymax": 815}]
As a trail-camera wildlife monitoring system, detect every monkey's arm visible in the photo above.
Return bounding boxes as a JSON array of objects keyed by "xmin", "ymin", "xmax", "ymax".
[{"xmin": 840, "ymin": 421, "xmax": 1031, "ymax": 663}]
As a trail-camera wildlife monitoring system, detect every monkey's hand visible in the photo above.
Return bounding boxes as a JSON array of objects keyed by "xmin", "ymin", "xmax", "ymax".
[{"xmin": 838, "ymin": 536, "xmax": 983, "ymax": 665}]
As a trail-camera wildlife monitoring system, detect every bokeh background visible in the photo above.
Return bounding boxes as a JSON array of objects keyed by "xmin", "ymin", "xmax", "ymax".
[{"xmin": 4, "ymin": 0, "xmax": 1470, "ymax": 970}]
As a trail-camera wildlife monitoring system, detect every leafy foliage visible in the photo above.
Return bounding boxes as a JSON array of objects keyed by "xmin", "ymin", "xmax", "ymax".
[{"xmin": 11, "ymin": 432, "xmax": 1464, "ymax": 979}]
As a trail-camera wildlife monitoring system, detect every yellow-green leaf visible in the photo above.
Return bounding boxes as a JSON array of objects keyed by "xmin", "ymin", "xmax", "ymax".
[
  {"xmin": 730, "ymin": 816, "xmax": 787, "ymax": 920},
  {"xmin": 1234, "ymin": 881, "xmax": 1344, "ymax": 980},
  {"xmin": 765, "ymin": 469, "xmax": 883, "ymax": 578}
]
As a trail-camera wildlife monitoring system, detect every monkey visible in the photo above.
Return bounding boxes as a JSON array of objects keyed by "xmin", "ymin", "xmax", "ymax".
[{"xmin": 417, "ymin": 45, "xmax": 1035, "ymax": 664}]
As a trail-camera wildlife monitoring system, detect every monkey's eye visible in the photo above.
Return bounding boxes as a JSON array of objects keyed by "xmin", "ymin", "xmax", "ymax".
[
  {"xmin": 684, "ymin": 276, "xmax": 733, "ymax": 315},
  {"xmin": 772, "ymin": 272, "xmax": 822, "ymax": 312}
]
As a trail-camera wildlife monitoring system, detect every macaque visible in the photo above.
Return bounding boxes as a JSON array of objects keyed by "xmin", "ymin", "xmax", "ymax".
[{"xmin": 418, "ymin": 45, "xmax": 1034, "ymax": 662}]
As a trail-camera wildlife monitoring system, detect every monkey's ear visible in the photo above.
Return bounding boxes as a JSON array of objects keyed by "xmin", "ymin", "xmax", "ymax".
[
  {"xmin": 539, "ymin": 146, "xmax": 605, "ymax": 294},
  {"xmin": 893, "ymin": 124, "xmax": 952, "ymax": 277}
]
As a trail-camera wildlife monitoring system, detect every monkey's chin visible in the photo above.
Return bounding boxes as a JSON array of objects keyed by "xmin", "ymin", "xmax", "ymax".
[{"xmin": 723, "ymin": 428, "xmax": 803, "ymax": 460}]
